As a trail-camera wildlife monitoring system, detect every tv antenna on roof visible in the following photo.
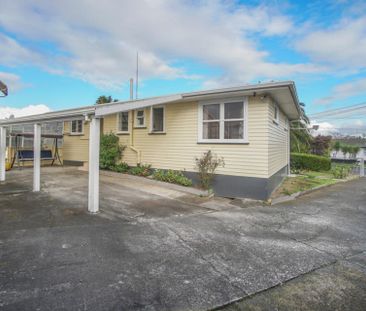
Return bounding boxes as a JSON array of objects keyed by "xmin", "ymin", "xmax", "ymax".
[{"xmin": 136, "ymin": 52, "xmax": 139, "ymax": 99}]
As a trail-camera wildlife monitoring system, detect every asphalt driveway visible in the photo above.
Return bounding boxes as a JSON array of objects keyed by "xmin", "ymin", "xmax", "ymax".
[{"xmin": 0, "ymin": 167, "xmax": 365, "ymax": 310}]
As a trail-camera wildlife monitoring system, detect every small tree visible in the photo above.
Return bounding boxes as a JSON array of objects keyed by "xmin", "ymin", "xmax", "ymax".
[
  {"xmin": 333, "ymin": 141, "xmax": 341, "ymax": 156},
  {"xmin": 100, "ymin": 133, "xmax": 125, "ymax": 169},
  {"xmin": 195, "ymin": 150, "xmax": 224, "ymax": 190},
  {"xmin": 350, "ymin": 146, "xmax": 360, "ymax": 159},
  {"xmin": 311, "ymin": 135, "xmax": 332, "ymax": 156},
  {"xmin": 96, "ymin": 95, "xmax": 118, "ymax": 105},
  {"xmin": 340, "ymin": 144, "xmax": 350, "ymax": 159}
]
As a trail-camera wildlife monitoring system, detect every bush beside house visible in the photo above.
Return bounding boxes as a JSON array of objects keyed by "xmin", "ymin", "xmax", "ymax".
[{"xmin": 291, "ymin": 153, "xmax": 331, "ymax": 172}]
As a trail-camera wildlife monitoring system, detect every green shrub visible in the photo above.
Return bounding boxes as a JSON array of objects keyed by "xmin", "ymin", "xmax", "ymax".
[
  {"xmin": 112, "ymin": 162, "xmax": 129, "ymax": 173},
  {"xmin": 100, "ymin": 133, "xmax": 125, "ymax": 170},
  {"xmin": 153, "ymin": 169, "xmax": 193, "ymax": 187},
  {"xmin": 195, "ymin": 150, "xmax": 225, "ymax": 190},
  {"xmin": 128, "ymin": 164, "xmax": 152, "ymax": 176},
  {"xmin": 291, "ymin": 153, "xmax": 331, "ymax": 172},
  {"xmin": 331, "ymin": 165, "xmax": 352, "ymax": 179}
]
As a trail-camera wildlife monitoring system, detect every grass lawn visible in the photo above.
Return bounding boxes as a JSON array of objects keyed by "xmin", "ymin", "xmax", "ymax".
[{"xmin": 272, "ymin": 171, "xmax": 337, "ymax": 199}]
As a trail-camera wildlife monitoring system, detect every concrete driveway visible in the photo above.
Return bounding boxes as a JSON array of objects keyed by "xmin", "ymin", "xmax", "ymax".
[{"xmin": 0, "ymin": 167, "xmax": 365, "ymax": 310}]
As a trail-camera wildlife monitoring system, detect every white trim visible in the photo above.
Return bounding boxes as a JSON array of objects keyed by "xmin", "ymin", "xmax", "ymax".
[
  {"xmin": 0, "ymin": 127, "xmax": 6, "ymax": 182},
  {"xmin": 70, "ymin": 120, "xmax": 84, "ymax": 135},
  {"xmin": 149, "ymin": 105, "xmax": 166, "ymax": 133},
  {"xmin": 273, "ymin": 103, "xmax": 279, "ymax": 125},
  {"xmin": 197, "ymin": 97, "xmax": 248, "ymax": 144},
  {"xmin": 88, "ymin": 118, "xmax": 100, "ymax": 213},
  {"xmin": 33, "ymin": 123, "xmax": 41, "ymax": 192},
  {"xmin": 116, "ymin": 111, "xmax": 130, "ymax": 134},
  {"xmin": 134, "ymin": 109, "xmax": 145, "ymax": 128}
]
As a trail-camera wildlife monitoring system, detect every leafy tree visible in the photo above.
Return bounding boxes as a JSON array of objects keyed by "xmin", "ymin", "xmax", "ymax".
[
  {"xmin": 100, "ymin": 133, "xmax": 125, "ymax": 169},
  {"xmin": 333, "ymin": 141, "xmax": 341, "ymax": 156},
  {"xmin": 311, "ymin": 135, "xmax": 332, "ymax": 156},
  {"xmin": 350, "ymin": 145, "xmax": 360, "ymax": 159},
  {"xmin": 290, "ymin": 102, "xmax": 313, "ymax": 153},
  {"xmin": 340, "ymin": 144, "xmax": 350, "ymax": 159},
  {"xmin": 95, "ymin": 95, "xmax": 119, "ymax": 105}
]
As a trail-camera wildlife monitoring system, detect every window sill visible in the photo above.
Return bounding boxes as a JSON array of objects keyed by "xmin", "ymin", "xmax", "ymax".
[
  {"xmin": 68, "ymin": 133, "xmax": 84, "ymax": 136},
  {"xmin": 197, "ymin": 141, "xmax": 249, "ymax": 145},
  {"xmin": 148, "ymin": 132, "xmax": 166, "ymax": 135},
  {"xmin": 134, "ymin": 126, "xmax": 146, "ymax": 129},
  {"xmin": 116, "ymin": 132, "xmax": 130, "ymax": 135}
]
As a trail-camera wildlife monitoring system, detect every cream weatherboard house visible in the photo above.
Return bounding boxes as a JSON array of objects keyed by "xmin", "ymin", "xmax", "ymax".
[{"xmin": 61, "ymin": 81, "xmax": 301, "ymax": 200}]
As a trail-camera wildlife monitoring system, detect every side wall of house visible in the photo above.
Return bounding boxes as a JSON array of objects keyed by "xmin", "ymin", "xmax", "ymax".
[
  {"xmin": 62, "ymin": 121, "xmax": 90, "ymax": 163},
  {"xmin": 266, "ymin": 98, "xmax": 290, "ymax": 195},
  {"xmin": 102, "ymin": 96, "xmax": 270, "ymax": 179}
]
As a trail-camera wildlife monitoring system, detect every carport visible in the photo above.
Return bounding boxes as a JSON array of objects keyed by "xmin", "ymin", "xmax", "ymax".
[{"xmin": 0, "ymin": 95, "xmax": 182, "ymax": 213}]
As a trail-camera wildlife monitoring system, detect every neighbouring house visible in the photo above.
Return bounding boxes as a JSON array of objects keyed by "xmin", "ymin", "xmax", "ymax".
[{"xmin": 61, "ymin": 81, "xmax": 301, "ymax": 200}]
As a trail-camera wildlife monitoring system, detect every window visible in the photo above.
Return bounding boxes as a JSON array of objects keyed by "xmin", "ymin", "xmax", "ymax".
[
  {"xmin": 274, "ymin": 104, "xmax": 279, "ymax": 124},
  {"xmin": 198, "ymin": 98, "xmax": 248, "ymax": 143},
  {"xmin": 70, "ymin": 120, "xmax": 83, "ymax": 134},
  {"xmin": 135, "ymin": 110, "xmax": 145, "ymax": 127},
  {"xmin": 150, "ymin": 106, "xmax": 165, "ymax": 133},
  {"xmin": 117, "ymin": 111, "xmax": 129, "ymax": 133}
]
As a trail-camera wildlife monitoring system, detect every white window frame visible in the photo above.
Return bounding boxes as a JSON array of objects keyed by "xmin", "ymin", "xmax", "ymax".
[
  {"xmin": 135, "ymin": 109, "xmax": 145, "ymax": 128},
  {"xmin": 150, "ymin": 105, "xmax": 166, "ymax": 133},
  {"xmin": 70, "ymin": 120, "xmax": 84, "ymax": 135},
  {"xmin": 198, "ymin": 97, "xmax": 248, "ymax": 144},
  {"xmin": 273, "ymin": 103, "xmax": 279, "ymax": 124},
  {"xmin": 117, "ymin": 111, "xmax": 129, "ymax": 134}
]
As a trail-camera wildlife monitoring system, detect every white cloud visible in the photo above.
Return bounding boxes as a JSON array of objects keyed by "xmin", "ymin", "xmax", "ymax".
[
  {"xmin": 315, "ymin": 77, "xmax": 366, "ymax": 105},
  {"xmin": 0, "ymin": 0, "xmax": 318, "ymax": 90},
  {"xmin": 0, "ymin": 72, "xmax": 25, "ymax": 93},
  {"xmin": 296, "ymin": 17, "xmax": 366, "ymax": 70},
  {"xmin": 0, "ymin": 104, "xmax": 50, "ymax": 119}
]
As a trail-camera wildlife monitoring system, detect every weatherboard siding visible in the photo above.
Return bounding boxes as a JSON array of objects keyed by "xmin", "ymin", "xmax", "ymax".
[
  {"xmin": 268, "ymin": 99, "xmax": 289, "ymax": 176},
  {"xmin": 62, "ymin": 121, "xmax": 90, "ymax": 162},
  {"xmin": 102, "ymin": 97, "xmax": 270, "ymax": 178}
]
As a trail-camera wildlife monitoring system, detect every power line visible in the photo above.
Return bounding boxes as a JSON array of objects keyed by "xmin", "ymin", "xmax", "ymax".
[{"xmin": 309, "ymin": 102, "xmax": 366, "ymax": 118}]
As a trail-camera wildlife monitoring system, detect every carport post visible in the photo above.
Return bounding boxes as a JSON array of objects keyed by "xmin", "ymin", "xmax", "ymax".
[
  {"xmin": 0, "ymin": 126, "xmax": 6, "ymax": 182},
  {"xmin": 33, "ymin": 123, "xmax": 41, "ymax": 192},
  {"xmin": 88, "ymin": 117, "xmax": 100, "ymax": 213}
]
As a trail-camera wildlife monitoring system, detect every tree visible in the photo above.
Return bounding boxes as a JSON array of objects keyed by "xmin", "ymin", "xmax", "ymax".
[
  {"xmin": 311, "ymin": 135, "xmax": 332, "ymax": 156},
  {"xmin": 290, "ymin": 102, "xmax": 313, "ymax": 153},
  {"xmin": 333, "ymin": 141, "xmax": 341, "ymax": 156},
  {"xmin": 350, "ymin": 146, "xmax": 360, "ymax": 159},
  {"xmin": 340, "ymin": 144, "xmax": 350, "ymax": 159},
  {"xmin": 95, "ymin": 95, "xmax": 118, "ymax": 105}
]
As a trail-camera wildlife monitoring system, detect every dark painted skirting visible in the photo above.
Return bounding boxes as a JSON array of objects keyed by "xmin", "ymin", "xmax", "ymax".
[
  {"xmin": 63, "ymin": 160, "xmax": 84, "ymax": 166},
  {"xmin": 184, "ymin": 165, "xmax": 288, "ymax": 200}
]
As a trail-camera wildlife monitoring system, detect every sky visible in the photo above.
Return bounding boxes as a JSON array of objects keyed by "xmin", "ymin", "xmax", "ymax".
[{"xmin": 0, "ymin": 0, "xmax": 366, "ymax": 135}]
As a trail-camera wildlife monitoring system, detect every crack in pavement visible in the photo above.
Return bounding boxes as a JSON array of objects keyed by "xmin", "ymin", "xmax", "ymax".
[{"xmin": 163, "ymin": 224, "xmax": 248, "ymax": 296}]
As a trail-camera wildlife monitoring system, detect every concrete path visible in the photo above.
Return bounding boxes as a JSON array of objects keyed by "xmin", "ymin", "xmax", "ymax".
[{"xmin": 0, "ymin": 168, "xmax": 365, "ymax": 310}]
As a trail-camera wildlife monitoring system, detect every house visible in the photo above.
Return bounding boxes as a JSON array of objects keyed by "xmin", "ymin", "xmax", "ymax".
[{"xmin": 61, "ymin": 81, "xmax": 301, "ymax": 200}]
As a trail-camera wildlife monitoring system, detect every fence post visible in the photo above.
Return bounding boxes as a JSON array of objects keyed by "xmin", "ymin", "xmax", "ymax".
[{"xmin": 360, "ymin": 158, "xmax": 365, "ymax": 177}]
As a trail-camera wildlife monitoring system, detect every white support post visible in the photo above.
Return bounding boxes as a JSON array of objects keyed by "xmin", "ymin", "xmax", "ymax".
[
  {"xmin": 0, "ymin": 127, "xmax": 6, "ymax": 182},
  {"xmin": 33, "ymin": 123, "xmax": 41, "ymax": 192},
  {"xmin": 360, "ymin": 158, "xmax": 365, "ymax": 177},
  {"xmin": 88, "ymin": 117, "xmax": 100, "ymax": 213}
]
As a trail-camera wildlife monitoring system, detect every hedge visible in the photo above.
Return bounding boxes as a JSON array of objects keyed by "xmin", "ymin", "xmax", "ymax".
[{"xmin": 291, "ymin": 153, "xmax": 331, "ymax": 171}]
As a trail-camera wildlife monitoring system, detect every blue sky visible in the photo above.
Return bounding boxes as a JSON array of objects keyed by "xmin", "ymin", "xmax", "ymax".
[{"xmin": 0, "ymin": 0, "xmax": 366, "ymax": 134}]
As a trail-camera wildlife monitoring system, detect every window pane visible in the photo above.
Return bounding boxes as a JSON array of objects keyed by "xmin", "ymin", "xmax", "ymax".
[
  {"xmin": 71, "ymin": 121, "xmax": 76, "ymax": 132},
  {"xmin": 225, "ymin": 102, "xmax": 243, "ymax": 119},
  {"xmin": 77, "ymin": 120, "xmax": 83, "ymax": 133},
  {"xmin": 224, "ymin": 121, "xmax": 243, "ymax": 139},
  {"xmin": 119, "ymin": 112, "xmax": 128, "ymax": 131},
  {"xmin": 203, "ymin": 122, "xmax": 220, "ymax": 139},
  {"xmin": 137, "ymin": 110, "xmax": 144, "ymax": 117},
  {"xmin": 153, "ymin": 107, "xmax": 164, "ymax": 132},
  {"xmin": 203, "ymin": 104, "xmax": 220, "ymax": 120}
]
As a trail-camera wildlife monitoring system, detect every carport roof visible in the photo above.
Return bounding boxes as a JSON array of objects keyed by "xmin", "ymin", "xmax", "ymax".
[{"xmin": 0, "ymin": 81, "xmax": 301, "ymax": 126}]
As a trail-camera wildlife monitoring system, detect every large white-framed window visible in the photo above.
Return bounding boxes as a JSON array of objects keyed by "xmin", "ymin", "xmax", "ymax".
[
  {"xmin": 135, "ymin": 109, "xmax": 145, "ymax": 127},
  {"xmin": 198, "ymin": 97, "xmax": 248, "ymax": 143},
  {"xmin": 117, "ymin": 111, "xmax": 129, "ymax": 133},
  {"xmin": 70, "ymin": 120, "xmax": 83, "ymax": 135},
  {"xmin": 150, "ymin": 105, "xmax": 165, "ymax": 133}
]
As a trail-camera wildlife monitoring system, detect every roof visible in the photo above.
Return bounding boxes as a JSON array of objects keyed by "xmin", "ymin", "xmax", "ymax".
[{"xmin": 0, "ymin": 81, "xmax": 301, "ymax": 126}]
